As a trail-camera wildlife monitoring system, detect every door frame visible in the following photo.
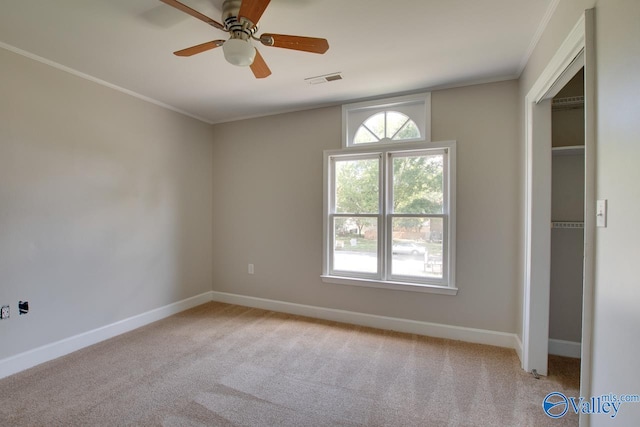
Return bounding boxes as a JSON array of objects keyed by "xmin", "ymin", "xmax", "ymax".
[{"xmin": 521, "ymin": 11, "xmax": 595, "ymax": 412}]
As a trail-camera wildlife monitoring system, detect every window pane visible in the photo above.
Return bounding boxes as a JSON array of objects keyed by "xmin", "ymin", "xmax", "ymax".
[
  {"xmin": 393, "ymin": 120, "xmax": 420, "ymax": 140},
  {"xmin": 386, "ymin": 111, "xmax": 410, "ymax": 139},
  {"xmin": 363, "ymin": 113, "xmax": 386, "ymax": 140},
  {"xmin": 392, "ymin": 153, "xmax": 443, "ymax": 214},
  {"xmin": 333, "ymin": 217, "xmax": 378, "ymax": 274},
  {"xmin": 391, "ymin": 217, "xmax": 443, "ymax": 279},
  {"xmin": 335, "ymin": 158, "xmax": 379, "ymax": 214},
  {"xmin": 353, "ymin": 126, "xmax": 379, "ymax": 144}
]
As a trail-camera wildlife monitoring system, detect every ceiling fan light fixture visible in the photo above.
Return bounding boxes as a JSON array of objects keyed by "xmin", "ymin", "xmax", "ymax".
[{"xmin": 222, "ymin": 38, "xmax": 256, "ymax": 67}]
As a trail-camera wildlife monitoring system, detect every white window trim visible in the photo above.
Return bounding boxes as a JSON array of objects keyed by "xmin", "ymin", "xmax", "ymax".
[
  {"xmin": 322, "ymin": 140, "xmax": 457, "ymax": 295},
  {"xmin": 342, "ymin": 93, "xmax": 431, "ymax": 148}
]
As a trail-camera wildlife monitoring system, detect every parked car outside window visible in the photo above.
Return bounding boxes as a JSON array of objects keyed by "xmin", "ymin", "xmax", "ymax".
[{"xmin": 392, "ymin": 241, "xmax": 426, "ymax": 256}]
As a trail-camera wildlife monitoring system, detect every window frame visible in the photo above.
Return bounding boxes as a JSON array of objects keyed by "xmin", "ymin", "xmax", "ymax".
[
  {"xmin": 342, "ymin": 93, "xmax": 431, "ymax": 148},
  {"xmin": 322, "ymin": 140, "xmax": 457, "ymax": 295}
]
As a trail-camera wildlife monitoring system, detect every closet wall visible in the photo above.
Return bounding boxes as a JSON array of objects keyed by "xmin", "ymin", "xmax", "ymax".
[{"xmin": 549, "ymin": 70, "xmax": 585, "ymax": 352}]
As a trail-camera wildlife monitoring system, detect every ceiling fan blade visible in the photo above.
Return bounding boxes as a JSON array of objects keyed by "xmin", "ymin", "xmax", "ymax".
[
  {"xmin": 259, "ymin": 33, "xmax": 329, "ymax": 54},
  {"xmin": 174, "ymin": 40, "xmax": 225, "ymax": 57},
  {"xmin": 239, "ymin": 0, "xmax": 271, "ymax": 25},
  {"xmin": 159, "ymin": 0, "xmax": 225, "ymax": 30},
  {"xmin": 250, "ymin": 49, "xmax": 272, "ymax": 79}
]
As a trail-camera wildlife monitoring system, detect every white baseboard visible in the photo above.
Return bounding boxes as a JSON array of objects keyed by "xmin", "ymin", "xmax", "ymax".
[
  {"xmin": 0, "ymin": 291, "xmax": 213, "ymax": 380},
  {"xmin": 514, "ymin": 334, "xmax": 524, "ymax": 363},
  {"xmin": 1, "ymin": 290, "xmax": 523, "ymax": 381},
  {"xmin": 210, "ymin": 291, "xmax": 518, "ymax": 350},
  {"xmin": 548, "ymin": 338, "xmax": 581, "ymax": 358}
]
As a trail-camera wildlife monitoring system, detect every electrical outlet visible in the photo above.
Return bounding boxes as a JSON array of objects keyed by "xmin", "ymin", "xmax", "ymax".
[
  {"xmin": 19, "ymin": 301, "xmax": 29, "ymax": 315},
  {"xmin": 0, "ymin": 305, "xmax": 9, "ymax": 320}
]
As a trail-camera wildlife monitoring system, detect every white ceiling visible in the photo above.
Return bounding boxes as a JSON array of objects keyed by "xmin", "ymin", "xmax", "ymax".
[{"xmin": 0, "ymin": 0, "xmax": 555, "ymax": 124}]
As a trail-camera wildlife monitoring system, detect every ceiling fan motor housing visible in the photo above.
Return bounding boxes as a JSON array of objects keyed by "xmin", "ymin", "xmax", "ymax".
[
  {"xmin": 221, "ymin": 0, "xmax": 257, "ymax": 66},
  {"xmin": 223, "ymin": 0, "xmax": 257, "ymax": 38}
]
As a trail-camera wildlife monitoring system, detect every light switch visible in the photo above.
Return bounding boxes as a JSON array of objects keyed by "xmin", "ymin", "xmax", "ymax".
[{"xmin": 596, "ymin": 199, "xmax": 607, "ymax": 227}]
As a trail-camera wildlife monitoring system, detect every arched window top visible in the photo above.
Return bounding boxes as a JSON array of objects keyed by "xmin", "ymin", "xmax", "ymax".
[
  {"xmin": 342, "ymin": 93, "xmax": 430, "ymax": 147},
  {"xmin": 353, "ymin": 111, "xmax": 421, "ymax": 144}
]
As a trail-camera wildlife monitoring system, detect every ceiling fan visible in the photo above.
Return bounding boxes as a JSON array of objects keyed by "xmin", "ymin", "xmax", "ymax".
[{"xmin": 159, "ymin": 0, "xmax": 330, "ymax": 78}]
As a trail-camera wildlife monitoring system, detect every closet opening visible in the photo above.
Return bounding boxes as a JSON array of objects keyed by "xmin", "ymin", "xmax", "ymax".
[{"xmin": 549, "ymin": 68, "xmax": 584, "ymax": 372}]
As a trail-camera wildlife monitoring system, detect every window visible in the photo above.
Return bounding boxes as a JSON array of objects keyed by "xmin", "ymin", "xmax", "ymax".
[
  {"xmin": 353, "ymin": 111, "xmax": 420, "ymax": 144},
  {"xmin": 322, "ymin": 140, "xmax": 456, "ymax": 294},
  {"xmin": 342, "ymin": 93, "xmax": 430, "ymax": 147}
]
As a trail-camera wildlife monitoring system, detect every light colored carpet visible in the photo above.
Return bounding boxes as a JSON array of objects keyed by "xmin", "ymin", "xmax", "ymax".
[{"xmin": 0, "ymin": 302, "xmax": 579, "ymax": 426}]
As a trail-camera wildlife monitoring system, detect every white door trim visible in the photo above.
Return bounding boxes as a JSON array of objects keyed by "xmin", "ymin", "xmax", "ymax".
[
  {"xmin": 579, "ymin": 10, "xmax": 597, "ymax": 427},
  {"xmin": 522, "ymin": 13, "xmax": 586, "ymax": 377}
]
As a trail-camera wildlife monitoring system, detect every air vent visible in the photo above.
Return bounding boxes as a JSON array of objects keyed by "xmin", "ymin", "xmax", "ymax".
[{"xmin": 305, "ymin": 72, "xmax": 343, "ymax": 85}]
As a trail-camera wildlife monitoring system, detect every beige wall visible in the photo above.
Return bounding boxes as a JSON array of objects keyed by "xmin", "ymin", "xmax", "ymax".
[
  {"xmin": 552, "ymin": 108, "xmax": 586, "ymax": 147},
  {"xmin": 212, "ymin": 80, "xmax": 520, "ymax": 333},
  {"xmin": 591, "ymin": 0, "xmax": 640, "ymax": 424},
  {"xmin": 553, "ymin": 71, "xmax": 586, "ymax": 148},
  {"xmin": 0, "ymin": 48, "xmax": 214, "ymax": 360}
]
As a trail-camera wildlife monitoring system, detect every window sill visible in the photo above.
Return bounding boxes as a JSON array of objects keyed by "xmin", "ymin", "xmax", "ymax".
[{"xmin": 321, "ymin": 275, "xmax": 458, "ymax": 295}]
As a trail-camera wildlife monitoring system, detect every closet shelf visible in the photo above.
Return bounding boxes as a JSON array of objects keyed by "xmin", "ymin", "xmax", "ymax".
[{"xmin": 552, "ymin": 145, "xmax": 584, "ymax": 156}]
